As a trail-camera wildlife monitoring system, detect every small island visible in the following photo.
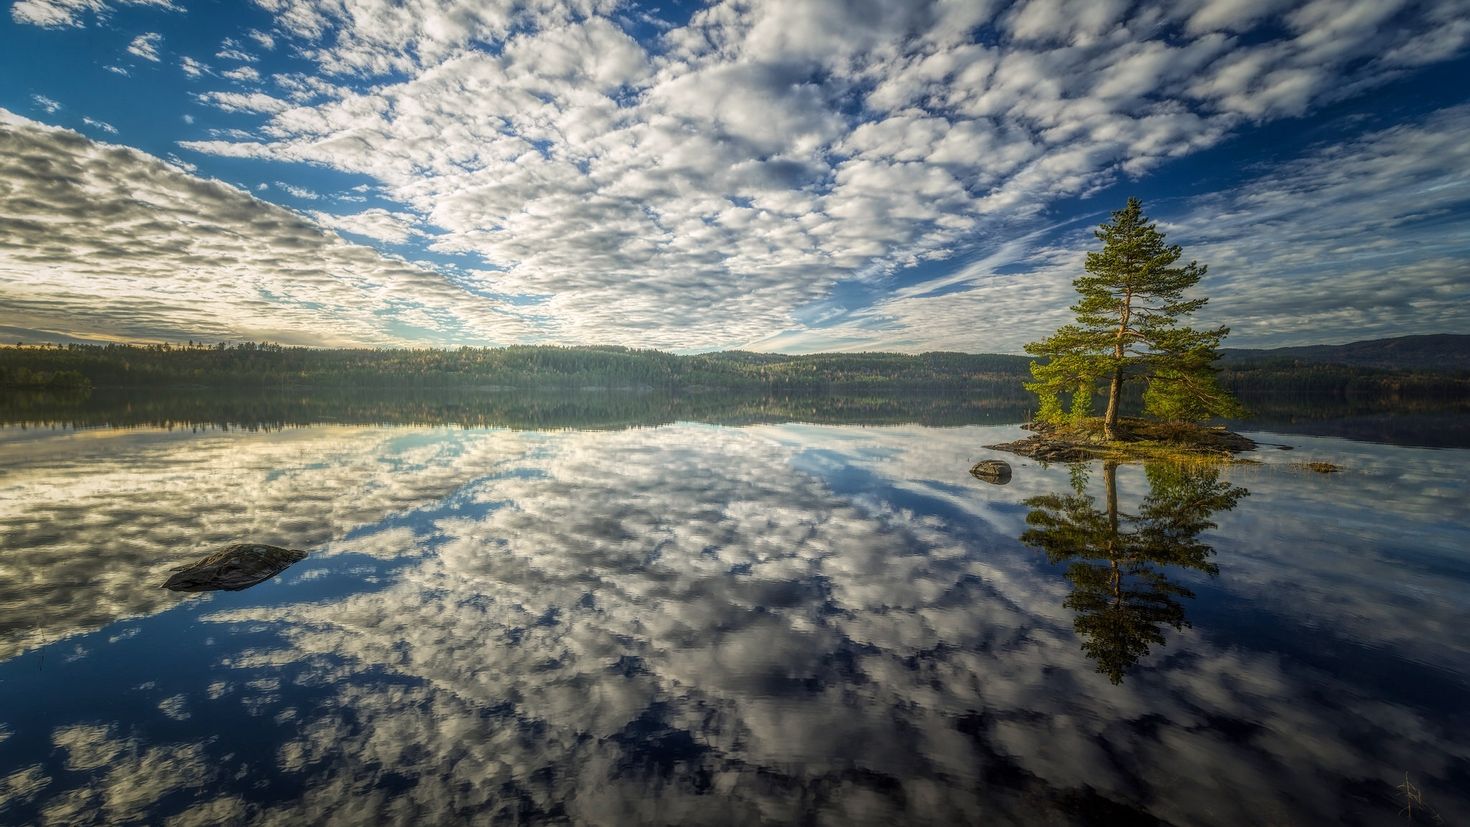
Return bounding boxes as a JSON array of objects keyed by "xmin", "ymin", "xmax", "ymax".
[
  {"xmin": 985, "ymin": 417, "xmax": 1256, "ymax": 464},
  {"xmin": 986, "ymin": 198, "xmax": 1257, "ymax": 466}
]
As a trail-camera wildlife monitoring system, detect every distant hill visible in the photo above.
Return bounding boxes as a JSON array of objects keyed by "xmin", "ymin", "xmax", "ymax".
[{"xmin": 1223, "ymin": 335, "xmax": 1470, "ymax": 373}]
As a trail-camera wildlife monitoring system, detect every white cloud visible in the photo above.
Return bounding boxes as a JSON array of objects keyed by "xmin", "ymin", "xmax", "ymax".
[
  {"xmin": 81, "ymin": 116, "xmax": 118, "ymax": 134},
  {"xmin": 215, "ymin": 38, "xmax": 256, "ymax": 62},
  {"xmin": 179, "ymin": 56, "xmax": 209, "ymax": 77},
  {"xmin": 30, "ymin": 94, "xmax": 61, "ymax": 114},
  {"xmin": 162, "ymin": 0, "xmax": 1470, "ymax": 350},
  {"xmin": 0, "ymin": 111, "xmax": 536, "ymax": 347},
  {"xmin": 756, "ymin": 102, "xmax": 1470, "ymax": 353},
  {"xmin": 10, "ymin": 0, "xmax": 177, "ymax": 28},
  {"xmin": 196, "ymin": 90, "xmax": 289, "ymax": 113},
  {"xmin": 312, "ymin": 208, "xmax": 424, "ymax": 244},
  {"xmin": 273, "ymin": 181, "xmax": 318, "ymax": 199},
  {"xmin": 247, "ymin": 28, "xmax": 275, "ymax": 49},
  {"xmin": 252, "ymin": 0, "xmax": 535, "ymax": 76},
  {"xmin": 222, "ymin": 65, "xmax": 260, "ymax": 82},
  {"xmin": 6, "ymin": 0, "xmax": 1470, "ymax": 350},
  {"xmin": 1178, "ymin": 104, "xmax": 1470, "ymax": 346},
  {"xmin": 126, "ymin": 31, "xmax": 162, "ymax": 62}
]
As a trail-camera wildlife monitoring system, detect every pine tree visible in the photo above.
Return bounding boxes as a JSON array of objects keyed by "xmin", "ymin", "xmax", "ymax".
[{"xmin": 1024, "ymin": 197, "xmax": 1243, "ymax": 440}]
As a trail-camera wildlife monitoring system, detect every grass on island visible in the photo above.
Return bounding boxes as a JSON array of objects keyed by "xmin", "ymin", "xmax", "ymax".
[{"xmin": 1051, "ymin": 417, "xmax": 1256, "ymax": 462}]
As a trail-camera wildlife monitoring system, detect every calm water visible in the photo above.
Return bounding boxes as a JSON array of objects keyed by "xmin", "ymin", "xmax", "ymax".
[{"xmin": 1, "ymin": 401, "xmax": 1467, "ymax": 825}]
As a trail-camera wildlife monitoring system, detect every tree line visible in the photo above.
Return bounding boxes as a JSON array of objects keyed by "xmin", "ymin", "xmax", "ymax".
[
  {"xmin": 1, "ymin": 340, "xmax": 1465, "ymax": 406},
  {"xmin": 0, "ymin": 365, "xmax": 91, "ymax": 391},
  {"xmin": 0, "ymin": 343, "xmax": 1032, "ymax": 393}
]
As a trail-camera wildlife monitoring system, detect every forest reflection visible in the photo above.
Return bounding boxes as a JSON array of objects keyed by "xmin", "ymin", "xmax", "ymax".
[
  {"xmin": 0, "ymin": 388, "xmax": 1028, "ymax": 432},
  {"xmin": 1022, "ymin": 462, "xmax": 1248, "ymax": 683},
  {"xmin": 4, "ymin": 387, "xmax": 1469, "ymax": 447}
]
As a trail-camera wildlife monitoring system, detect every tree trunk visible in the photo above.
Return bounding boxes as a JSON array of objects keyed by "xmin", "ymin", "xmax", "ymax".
[
  {"xmin": 1104, "ymin": 289, "xmax": 1133, "ymax": 441},
  {"xmin": 1103, "ymin": 364, "xmax": 1123, "ymax": 440}
]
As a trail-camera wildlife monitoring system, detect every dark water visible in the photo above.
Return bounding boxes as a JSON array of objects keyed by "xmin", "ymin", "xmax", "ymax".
[{"xmin": 1, "ymin": 397, "xmax": 1467, "ymax": 825}]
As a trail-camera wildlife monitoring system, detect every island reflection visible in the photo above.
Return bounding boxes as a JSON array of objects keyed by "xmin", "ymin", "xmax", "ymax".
[{"xmin": 1022, "ymin": 462, "xmax": 1247, "ymax": 684}]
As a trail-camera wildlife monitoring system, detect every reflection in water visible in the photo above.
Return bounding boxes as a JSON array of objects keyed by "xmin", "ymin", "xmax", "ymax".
[
  {"xmin": 5, "ymin": 386, "xmax": 1469, "ymax": 447},
  {"xmin": 1022, "ymin": 463, "xmax": 1247, "ymax": 683},
  {"xmin": 0, "ymin": 419, "xmax": 1467, "ymax": 825},
  {"xmin": 0, "ymin": 426, "xmax": 535, "ymax": 660},
  {"xmin": 0, "ymin": 387, "xmax": 1030, "ymax": 432}
]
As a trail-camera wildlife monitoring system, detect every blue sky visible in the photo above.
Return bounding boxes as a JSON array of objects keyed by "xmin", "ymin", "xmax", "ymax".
[{"xmin": 1, "ymin": 0, "xmax": 1467, "ymax": 352}]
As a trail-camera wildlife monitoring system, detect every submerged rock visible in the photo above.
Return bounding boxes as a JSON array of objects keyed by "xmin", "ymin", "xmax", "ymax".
[
  {"xmin": 163, "ymin": 543, "xmax": 307, "ymax": 592},
  {"xmin": 970, "ymin": 459, "xmax": 1013, "ymax": 484}
]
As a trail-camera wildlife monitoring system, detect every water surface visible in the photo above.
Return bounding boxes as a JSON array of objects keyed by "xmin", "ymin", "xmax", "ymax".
[{"xmin": 1, "ymin": 401, "xmax": 1467, "ymax": 824}]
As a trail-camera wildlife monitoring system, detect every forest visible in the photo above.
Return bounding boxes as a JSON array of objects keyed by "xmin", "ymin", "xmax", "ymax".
[
  {"xmin": 0, "ymin": 342, "xmax": 1467, "ymax": 408},
  {"xmin": 0, "ymin": 342, "xmax": 1031, "ymax": 391}
]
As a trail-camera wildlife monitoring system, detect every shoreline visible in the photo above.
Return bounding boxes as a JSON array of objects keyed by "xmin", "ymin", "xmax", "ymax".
[{"xmin": 983, "ymin": 418, "xmax": 1260, "ymax": 465}]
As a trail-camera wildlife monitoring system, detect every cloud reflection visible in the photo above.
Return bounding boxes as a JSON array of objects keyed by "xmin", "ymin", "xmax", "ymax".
[
  {"xmin": 0, "ymin": 425, "xmax": 537, "ymax": 660},
  {"xmin": 0, "ymin": 422, "xmax": 1466, "ymax": 824}
]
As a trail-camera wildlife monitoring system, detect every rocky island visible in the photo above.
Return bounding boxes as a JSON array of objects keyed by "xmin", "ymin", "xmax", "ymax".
[{"xmin": 984, "ymin": 417, "xmax": 1258, "ymax": 464}]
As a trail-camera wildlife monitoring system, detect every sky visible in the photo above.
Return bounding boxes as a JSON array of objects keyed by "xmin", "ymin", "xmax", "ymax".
[{"xmin": 0, "ymin": 0, "xmax": 1467, "ymax": 354}]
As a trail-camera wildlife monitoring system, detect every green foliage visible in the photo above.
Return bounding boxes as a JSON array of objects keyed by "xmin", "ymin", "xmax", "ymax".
[
  {"xmin": 1024, "ymin": 343, "xmax": 1100, "ymax": 424},
  {"xmin": 1031, "ymin": 375, "xmax": 1065, "ymax": 424},
  {"xmin": 1068, "ymin": 380, "xmax": 1093, "ymax": 423},
  {"xmin": 1143, "ymin": 363, "xmax": 1246, "ymax": 422},
  {"xmin": 1024, "ymin": 197, "xmax": 1243, "ymax": 434},
  {"xmin": 0, "ymin": 365, "xmax": 91, "ymax": 391}
]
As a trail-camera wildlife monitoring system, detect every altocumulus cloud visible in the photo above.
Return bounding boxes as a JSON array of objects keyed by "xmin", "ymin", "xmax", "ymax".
[
  {"xmin": 765, "ymin": 103, "xmax": 1470, "ymax": 353},
  {"xmin": 10, "ymin": 0, "xmax": 179, "ymax": 29},
  {"xmin": 166, "ymin": 0, "xmax": 1470, "ymax": 350},
  {"xmin": 7, "ymin": 0, "xmax": 1470, "ymax": 348},
  {"xmin": 125, "ymin": 31, "xmax": 163, "ymax": 62},
  {"xmin": 0, "ymin": 112, "xmax": 537, "ymax": 346}
]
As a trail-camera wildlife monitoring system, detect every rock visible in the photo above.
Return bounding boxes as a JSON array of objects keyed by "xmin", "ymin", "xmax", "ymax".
[
  {"xmin": 970, "ymin": 459, "xmax": 1012, "ymax": 484},
  {"xmin": 983, "ymin": 437, "xmax": 1097, "ymax": 463},
  {"xmin": 163, "ymin": 543, "xmax": 307, "ymax": 592},
  {"xmin": 1300, "ymin": 461, "xmax": 1342, "ymax": 474}
]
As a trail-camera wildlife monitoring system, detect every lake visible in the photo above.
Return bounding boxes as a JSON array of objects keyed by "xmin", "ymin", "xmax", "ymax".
[{"xmin": 1, "ymin": 395, "xmax": 1467, "ymax": 825}]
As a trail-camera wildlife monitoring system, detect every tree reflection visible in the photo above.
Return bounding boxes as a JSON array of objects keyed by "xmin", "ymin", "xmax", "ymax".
[{"xmin": 1022, "ymin": 462, "xmax": 1247, "ymax": 684}]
